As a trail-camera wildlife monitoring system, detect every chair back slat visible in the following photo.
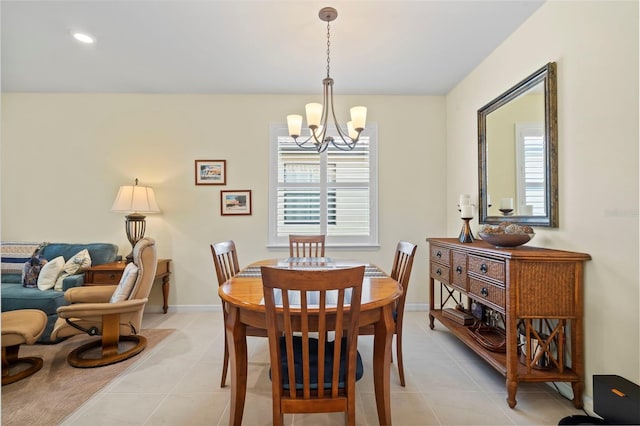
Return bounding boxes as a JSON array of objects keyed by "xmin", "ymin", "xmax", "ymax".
[
  {"xmin": 390, "ymin": 241, "xmax": 417, "ymax": 315},
  {"xmin": 210, "ymin": 240, "xmax": 240, "ymax": 286},
  {"xmin": 288, "ymin": 235, "xmax": 326, "ymax": 258},
  {"xmin": 261, "ymin": 265, "xmax": 364, "ymax": 424}
]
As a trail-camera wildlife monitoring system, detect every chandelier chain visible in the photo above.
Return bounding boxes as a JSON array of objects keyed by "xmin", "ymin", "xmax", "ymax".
[{"xmin": 326, "ymin": 20, "xmax": 331, "ymax": 78}]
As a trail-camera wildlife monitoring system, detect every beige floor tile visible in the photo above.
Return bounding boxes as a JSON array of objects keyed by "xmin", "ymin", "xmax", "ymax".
[{"xmin": 145, "ymin": 392, "xmax": 228, "ymax": 425}]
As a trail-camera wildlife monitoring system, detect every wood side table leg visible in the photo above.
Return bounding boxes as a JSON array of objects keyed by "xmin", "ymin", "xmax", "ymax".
[
  {"xmin": 373, "ymin": 304, "xmax": 394, "ymax": 425},
  {"xmin": 161, "ymin": 275, "xmax": 170, "ymax": 314},
  {"xmin": 225, "ymin": 306, "xmax": 247, "ymax": 426}
]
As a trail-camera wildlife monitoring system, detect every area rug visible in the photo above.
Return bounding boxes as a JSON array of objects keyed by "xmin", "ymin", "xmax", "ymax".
[{"xmin": 1, "ymin": 328, "xmax": 174, "ymax": 426}]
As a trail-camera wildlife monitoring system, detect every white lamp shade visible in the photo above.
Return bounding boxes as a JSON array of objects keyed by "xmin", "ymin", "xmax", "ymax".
[
  {"xmin": 347, "ymin": 121, "xmax": 358, "ymax": 140},
  {"xmin": 287, "ymin": 114, "xmax": 303, "ymax": 137},
  {"xmin": 112, "ymin": 185, "xmax": 160, "ymax": 213},
  {"xmin": 305, "ymin": 103, "xmax": 323, "ymax": 127},
  {"xmin": 350, "ymin": 106, "xmax": 367, "ymax": 130}
]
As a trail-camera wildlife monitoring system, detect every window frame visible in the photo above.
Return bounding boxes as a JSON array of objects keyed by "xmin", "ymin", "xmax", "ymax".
[
  {"xmin": 268, "ymin": 123, "xmax": 379, "ymax": 248},
  {"xmin": 515, "ymin": 123, "xmax": 546, "ymax": 215}
]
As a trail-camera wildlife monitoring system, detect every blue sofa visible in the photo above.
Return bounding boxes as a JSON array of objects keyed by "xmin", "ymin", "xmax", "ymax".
[{"xmin": 1, "ymin": 242, "xmax": 119, "ymax": 342}]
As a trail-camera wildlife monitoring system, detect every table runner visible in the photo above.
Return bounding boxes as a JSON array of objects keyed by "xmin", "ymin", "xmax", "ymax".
[{"xmin": 237, "ymin": 264, "xmax": 387, "ymax": 278}]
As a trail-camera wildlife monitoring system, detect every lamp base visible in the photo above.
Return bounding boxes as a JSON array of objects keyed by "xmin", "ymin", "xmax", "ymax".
[{"xmin": 124, "ymin": 213, "xmax": 147, "ymax": 263}]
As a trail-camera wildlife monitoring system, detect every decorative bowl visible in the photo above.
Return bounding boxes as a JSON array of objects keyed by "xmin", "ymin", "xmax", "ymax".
[{"xmin": 478, "ymin": 232, "xmax": 534, "ymax": 248}]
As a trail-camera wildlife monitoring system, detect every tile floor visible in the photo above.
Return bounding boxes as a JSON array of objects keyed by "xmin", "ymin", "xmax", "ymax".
[{"xmin": 61, "ymin": 311, "xmax": 587, "ymax": 425}]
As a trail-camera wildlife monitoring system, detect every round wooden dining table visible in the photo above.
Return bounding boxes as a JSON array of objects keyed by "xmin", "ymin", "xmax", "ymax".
[{"xmin": 218, "ymin": 258, "xmax": 402, "ymax": 426}]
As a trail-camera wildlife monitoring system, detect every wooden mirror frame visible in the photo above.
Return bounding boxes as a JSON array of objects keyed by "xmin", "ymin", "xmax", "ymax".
[{"xmin": 478, "ymin": 62, "xmax": 558, "ymax": 227}]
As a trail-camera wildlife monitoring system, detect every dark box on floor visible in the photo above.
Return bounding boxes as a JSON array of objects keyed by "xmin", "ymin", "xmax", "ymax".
[{"xmin": 593, "ymin": 374, "xmax": 640, "ymax": 425}]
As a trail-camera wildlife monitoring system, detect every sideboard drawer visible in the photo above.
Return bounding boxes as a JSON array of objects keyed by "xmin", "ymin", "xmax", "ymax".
[
  {"xmin": 430, "ymin": 245, "xmax": 450, "ymax": 266},
  {"xmin": 451, "ymin": 251, "xmax": 468, "ymax": 291},
  {"xmin": 468, "ymin": 255, "xmax": 505, "ymax": 283},
  {"xmin": 430, "ymin": 262, "xmax": 450, "ymax": 284},
  {"xmin": 87, "ymin": 270, "xmax": 122, "ymax": 285},
  {"xmin": 469, "ymin": 277, "xmax": 505, "ymax": 312}
]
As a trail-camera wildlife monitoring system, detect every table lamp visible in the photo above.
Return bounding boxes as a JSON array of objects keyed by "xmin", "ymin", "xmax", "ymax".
[{"xmin": 111, "ymin": 178, "xmax": 160, "ymax": 263}]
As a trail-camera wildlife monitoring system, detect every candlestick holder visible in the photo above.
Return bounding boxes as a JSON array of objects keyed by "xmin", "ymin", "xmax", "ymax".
[
  {"xmin": 459, "ymin": 217, "xmax": 475, "ymax": 243},
  {"xmin": 499, "ymin": 208, "xmax": 514, "ymax": 216}
]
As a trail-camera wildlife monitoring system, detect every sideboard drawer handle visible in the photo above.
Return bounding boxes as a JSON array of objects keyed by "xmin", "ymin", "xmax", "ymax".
[
  {"xmin": 109, "ymin": 274, "xmax": 116, "ymax": 280},
  {"xmin": 480, "ymin": 264, "xmax": 488, "ymax": 273},
  {"xmin": 481, "ymin": 287, "xmax": 489, "ymax": 297},
  {"xmin": 436, "ymin": 251, "xmax": 442, "ymax": 258},
  {"xmin": 436, "ymin": 268, "xmax": 442, "ymax": 276},
  {"xmin": 455, "ymin": 266, "xmax": 463, "ymax": 274}
]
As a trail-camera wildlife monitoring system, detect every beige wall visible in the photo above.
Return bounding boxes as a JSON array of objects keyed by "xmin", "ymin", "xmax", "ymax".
[
  {"xmin": 446, "ymin": 0, "xmax": 639, "ymax": 398},
  {"xmin": 1, "ymin": 93, "xmax": 446, "ymax": 310}
]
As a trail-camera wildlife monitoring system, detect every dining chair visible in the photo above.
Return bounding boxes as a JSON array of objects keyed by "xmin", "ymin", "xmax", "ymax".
[
  {"xmin": 288, "ymin": 234, "xmax": 326, "ymax": 258},
  {"xmin": 210, "ymin": 240, "xmax": 267, "ymax": 387},
  {"xmin": 261, "ymin": 265, "xmax": 365, "ymax": 426},
  {"xmin": 359, "ymin": 240, "xmax": 417, "ymax": 386}
]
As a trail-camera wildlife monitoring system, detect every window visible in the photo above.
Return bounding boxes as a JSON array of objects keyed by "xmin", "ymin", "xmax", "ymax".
[
  {"xmin": 515, "ymin": 123, "xmax": 546, "ymax": 215},
  {"xmin": 268, "ymin": 124, "xmax": 378, "ymax": 247}
]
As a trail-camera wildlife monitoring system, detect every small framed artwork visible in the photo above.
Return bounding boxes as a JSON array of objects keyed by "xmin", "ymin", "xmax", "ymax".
[
  {"xmin": 221, "ymin": 190, "xmax": 252, "ymax": 216},
  {"xmin": 195, "ymin": 160, "xmax": 226, "ymax": 185}
]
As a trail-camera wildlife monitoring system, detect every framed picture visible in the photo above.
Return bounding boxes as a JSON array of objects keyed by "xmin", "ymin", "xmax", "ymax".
[
  {"xmin": 195, "ymin": 160, "xmax": 226, "ymax": 185},
  {"xmin": 221, "ymin": 190, "xmax": 252, "ymax": 216}
]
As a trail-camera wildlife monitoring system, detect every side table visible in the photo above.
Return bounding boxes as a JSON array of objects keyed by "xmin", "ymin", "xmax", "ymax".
[{"xmin": 84, "ymin": 259, "xmax": 172, "ymax": 313}]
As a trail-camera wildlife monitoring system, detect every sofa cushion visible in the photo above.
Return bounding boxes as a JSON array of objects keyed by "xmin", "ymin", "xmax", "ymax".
[
  {"xmin": 1, "ymin": 242, "xmax": 41, "ymax": 275},
  {"xmin": 1, "ymin": 283, "xmax": 69, "ymax": 315},
  {"xmin": 54, "ymin": 249, "xmax": 92, "ymax": 291},
  {"xmin": 40, "ymin": 243, "xmax": 118, "ymax": 266},
  {"xmin": 37, "ymin": 256, "xmax": 65, "ymax": 291}
]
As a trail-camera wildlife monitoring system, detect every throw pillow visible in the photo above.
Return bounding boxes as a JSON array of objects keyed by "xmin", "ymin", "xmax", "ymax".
[
  {"xmin": 1, "ymin": 242, "xmax": 41, "ymax": 275},
  {"xmin": 22, "ymin": 245, "xmax": 48, "ymax": 288},
  {"xmin": 37, "ymin": 256, "xmax": 65, "ymax": 291},
  {"xmin": 54, "ymin": 249, "xmax": 92, "ymax": 291},
  {"xmin": 110, "ymin": 263, "xmax": 139, "ymax": 303}
]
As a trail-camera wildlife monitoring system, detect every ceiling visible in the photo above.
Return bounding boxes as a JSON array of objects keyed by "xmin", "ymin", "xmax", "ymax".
[{"xmin": 0, "ymin": 1, "xmax": 545, "ymax": 96}]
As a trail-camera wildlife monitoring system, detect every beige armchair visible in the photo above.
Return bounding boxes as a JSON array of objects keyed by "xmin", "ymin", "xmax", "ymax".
[{"xmin": 51, "ymin": 237, "xmax": 157, "ymax": 368}]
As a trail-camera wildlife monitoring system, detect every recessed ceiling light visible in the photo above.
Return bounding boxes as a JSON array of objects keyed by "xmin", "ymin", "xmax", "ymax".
[{"xmin": 72, "ymin": 32, "xmax": 95, "ymax": 44}]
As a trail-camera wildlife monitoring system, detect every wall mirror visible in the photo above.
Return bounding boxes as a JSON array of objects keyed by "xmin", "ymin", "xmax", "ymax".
[{"xmin": 478, "ymin": 62, "xmax": 558, "ymax": 227}]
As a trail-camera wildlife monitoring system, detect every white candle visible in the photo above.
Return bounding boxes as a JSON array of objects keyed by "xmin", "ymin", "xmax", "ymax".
[
  {"xmin": 500, "ymin": 198, "xmax": 514, "ymax": 209},
  {"xmin": 487, "ymin": 194, "xmax": 491, "ymax": 206},
  {"xmin": 460, "ymin": 205, "xmax": 473, "ymax": 219},
  {"xmin": 459, "ymin": 194, "xmax": 471, "ymax": 206}
]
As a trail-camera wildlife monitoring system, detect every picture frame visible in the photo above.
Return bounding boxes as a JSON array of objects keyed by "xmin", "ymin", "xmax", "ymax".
[
  {"xmin": 221, "ymin": 190, "xmax": 252, "ymax": 216},
  {"xmin": 195, "ymin": 160, "xmax": 226, "ymax": 185}
]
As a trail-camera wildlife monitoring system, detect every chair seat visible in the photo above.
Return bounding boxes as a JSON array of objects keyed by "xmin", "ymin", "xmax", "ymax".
[{"xmin": 272, "ymin": 336, "xmax": 363, "ymax": 390}]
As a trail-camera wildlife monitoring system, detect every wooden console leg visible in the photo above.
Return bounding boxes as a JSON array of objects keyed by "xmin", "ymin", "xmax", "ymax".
[
  {"xmin": 507, "ymin": 379, "xmax": 518, "ymax": 408},
  {"xmin": 571, "ymin": 381, "xmax": 584, "ymax": 409}
]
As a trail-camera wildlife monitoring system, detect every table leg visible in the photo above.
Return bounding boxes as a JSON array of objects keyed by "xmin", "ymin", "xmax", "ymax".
[
  {"xmin": 161, "ymin": 275, "xmax": 170, "ymax": 314},
  {"xmin": 373, "ymin": 304, "xmax": 394, "ymax": 425},
  {"xmin": 225, "ymin": 306, "xmax": 247, "ymax": 426}
]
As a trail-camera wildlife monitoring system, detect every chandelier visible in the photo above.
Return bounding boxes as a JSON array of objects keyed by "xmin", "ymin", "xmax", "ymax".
[{"xmin": 286, "ymin": 7, "xmax": 367, "ymax": 153}]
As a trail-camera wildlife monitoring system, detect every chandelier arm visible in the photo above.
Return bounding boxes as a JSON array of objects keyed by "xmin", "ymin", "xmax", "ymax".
[
  {"xmin": 327, "ymin": 83, "xmax": 359, "ymax": 150},
  {"xmin": 293, "ymin": 134, "xmax": 323, "ymax": 150}
]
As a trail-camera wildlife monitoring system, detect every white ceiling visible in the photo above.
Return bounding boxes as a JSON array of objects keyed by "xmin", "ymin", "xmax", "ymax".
[{"xmin": 0, "ymin": 0, "xmax": 545, "ymax": 95}]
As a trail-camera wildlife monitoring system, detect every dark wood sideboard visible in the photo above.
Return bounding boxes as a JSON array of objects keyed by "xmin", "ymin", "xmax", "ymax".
[
  {"xmin": 84, "ymin": 259, "xmax": 172, "ymax": 313},
  {"xmin": 427, "ymin": 238, "xmax": 590, "ymax": 409}
]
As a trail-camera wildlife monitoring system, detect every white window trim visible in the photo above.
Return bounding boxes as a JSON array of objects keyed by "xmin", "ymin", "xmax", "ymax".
[
  {"xmin": 268, "ymin": 123, "xmax": 379, "ymax": 249},
  {"xmin": 515, "ymin": 122, "xmax": 545, "ymax": 215}
]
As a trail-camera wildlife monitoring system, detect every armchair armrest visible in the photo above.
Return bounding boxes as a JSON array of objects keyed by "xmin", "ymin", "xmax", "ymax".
[
  {"xmin": 57, "ymin": 298, "xmax": 148, "ymax": 318},
  {"xmin": 64, "ymin": 285, "xmax": 117, "ymax": 303}
]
